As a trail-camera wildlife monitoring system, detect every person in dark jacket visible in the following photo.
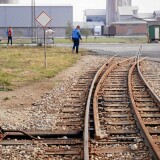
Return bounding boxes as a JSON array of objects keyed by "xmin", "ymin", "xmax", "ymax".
[
  {"xmin": 6, "ymin": 26, "xmax": 13, "ymax": 45},
  {"xmin": 72, "ymin": 25, "xmax": 82, "ymax": 53}
]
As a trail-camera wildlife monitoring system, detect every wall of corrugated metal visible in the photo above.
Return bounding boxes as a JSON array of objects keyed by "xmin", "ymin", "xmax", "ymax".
[
  {"xmin": 0, "ymin": 5, "xmax": 73, "ymax": 37},
  {"xmin": 0, "ymin": 6, "xmax": 73, "ymax": 27}
]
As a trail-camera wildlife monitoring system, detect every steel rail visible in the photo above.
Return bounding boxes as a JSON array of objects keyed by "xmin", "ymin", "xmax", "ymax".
[
  {"xmin": 128, "ymin": 52, "xmax": 160, "ymax": 160},
  {"xmin": 137, "ymin": 54, "xmax": 160, "ymax": 107},
  {"xmin": 83, "ymin": 54, "xmax": 118, "ymax": 160},
  {"xmin": 93, "ymin": 56, "xmax": 135, "ymax": 139},
  {"xmin": 0, "ymin": 127, "xmax": 36, "ymax": 140}
]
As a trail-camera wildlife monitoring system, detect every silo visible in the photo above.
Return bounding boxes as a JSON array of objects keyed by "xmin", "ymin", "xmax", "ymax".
[
  {"xmin": 0, "ymin": 0, "xmax": 18, "ymax": 3},
  {"xmin": 106, "ymin": 0, "xmax": 117, "ymax": 24}
]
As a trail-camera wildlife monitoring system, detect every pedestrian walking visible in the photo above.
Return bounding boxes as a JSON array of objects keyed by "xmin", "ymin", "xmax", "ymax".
[
  {"xmin": 6, "ymin": 26, "xmax": 13, "ymax": 45},
  {"xmin": 72, "ymin": 25, "xmax": 82, "ymax": 53}
]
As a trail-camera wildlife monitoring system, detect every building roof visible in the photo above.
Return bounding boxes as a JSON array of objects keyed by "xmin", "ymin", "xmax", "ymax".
[
  {"xmin": 73, "ymin": 21, "xmax": 105, "ymax": 29},
  {"xmin": 0, "ymin": 4, "xmax": 72, "ymax": 7},
  {"xmin": 112, "ymin": 18, "xmax": 147, "ymax": 24},
  {"xmin": 154, "ymin": 10, "xmax": 160, "ymax": 15},
  {"xmin": 138, "ymin": 13, "xmax": 154, "ymax": 19},
  {"xmin": 143, "ymin": 19, "xmax": 158, "ymax": 22},
  {"xmin": 112, "ymin": 21, "xmax": 147, "ymax": 24},
  {"xmin": 84, "ymin": 9, "xmax": 106, "ymax": 16},
  {"xmin": 118, "ymin": 6, "xmax": 138, "ymax": 16}
]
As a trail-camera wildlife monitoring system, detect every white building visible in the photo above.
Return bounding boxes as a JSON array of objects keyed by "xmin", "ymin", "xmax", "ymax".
[
  {"xmin": 84, "ymin": 9, "xmax": 106, "ymax": 24},
  {"xmin": 0, "ymin": 4, "xmax": 73, "ymax": 37},
  {"xmin": 117, "ymin": 6, "xmax": 138, "ymax": 21}
]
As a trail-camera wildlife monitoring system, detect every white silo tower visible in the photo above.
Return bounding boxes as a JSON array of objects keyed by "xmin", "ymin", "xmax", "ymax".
[{"xmin": 106, "ymin": 0, "xmax": 117, "ymax": 24}]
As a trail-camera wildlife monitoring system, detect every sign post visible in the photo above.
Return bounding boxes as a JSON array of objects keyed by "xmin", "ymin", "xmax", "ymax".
[{"xmin": 36, "ymin": 11, "xmax": 52, "ymax": 68}]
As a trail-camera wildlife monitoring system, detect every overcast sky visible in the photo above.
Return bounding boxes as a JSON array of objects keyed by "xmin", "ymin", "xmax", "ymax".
[{"xmin": 18, "ymin": 0, "xmax": 160, "ymax": 21}]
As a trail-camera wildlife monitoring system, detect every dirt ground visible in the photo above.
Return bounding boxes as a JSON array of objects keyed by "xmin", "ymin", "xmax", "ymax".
[
  {"xmin": 0, "ymin": 54, "xmax": 107, "ymax": 111},
  {"xmin": 0, "ymin": 70, "xmax": 67, "ymax": 110}
]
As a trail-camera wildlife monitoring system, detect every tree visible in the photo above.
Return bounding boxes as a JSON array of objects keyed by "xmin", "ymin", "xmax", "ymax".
[
  {"xmin": 65, "ymin": 21, "xmax": 73, "ymax": 41},
  {"xmin": 81, "ymin": 25, "xmax": 91, "ymax": 42}
]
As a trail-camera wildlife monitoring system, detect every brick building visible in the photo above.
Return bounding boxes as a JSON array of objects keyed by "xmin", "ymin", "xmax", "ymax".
[{"xmin": 112, "ymin": 19, "xmax": 147, "ymax": 35}]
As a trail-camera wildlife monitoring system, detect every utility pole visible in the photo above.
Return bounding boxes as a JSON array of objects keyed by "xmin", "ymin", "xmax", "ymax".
[{"xmin": 31, "ymin": 0, "xmax": 36, "ymax": 43}]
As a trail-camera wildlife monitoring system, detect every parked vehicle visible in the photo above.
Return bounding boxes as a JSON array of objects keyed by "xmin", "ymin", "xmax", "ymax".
[
  {"xmin": 94, "ymin": 25, "xmax": 102, "ymax": 36},
  {"xmin": 148, "ymin": 25, "xmax": 160, "ymax": 42},
  {"xmin": 102, "ymin": 25, "xmax": 116, "ymax": 36}
]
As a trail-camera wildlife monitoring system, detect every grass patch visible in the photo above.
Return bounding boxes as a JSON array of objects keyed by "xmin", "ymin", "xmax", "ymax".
[
  {"xmin": 55, "ymin": 36, "xmax": 148, "ymax": 44},
  {"xmin": 0, "ymin": 86, "xmax": 12, "ymax": 91},
  {"xmin": 0, "ymin": 46, "xmax": 82, "ymax": 89},
  {"xmin": 0, "ymin": 36, "xmax": 148, "ymax": 44}
]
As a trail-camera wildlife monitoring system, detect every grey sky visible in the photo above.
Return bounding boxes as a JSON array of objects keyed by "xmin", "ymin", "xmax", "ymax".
[{"xmin": 18, "ymin": 0, "xmax": 160, "ymax": 21}]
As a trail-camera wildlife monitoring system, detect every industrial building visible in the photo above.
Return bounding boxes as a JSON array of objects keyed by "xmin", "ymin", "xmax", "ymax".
[
  {"xmin": 0, "ymin": 0, "xmax": 159, "ymax": 37},
  {"xmin": 0, "ymin": 0, "xmax": 18, "ymax": 3},
  {"xmin": 0, "ymin": 4, "xmax": 73, "ymax": 38},
  {"xmin": 84, "ymin": 0, "xmax": 160, "ymax": 36},
  {"xmin": 106, "ymin": 0, "xmax": 132, "ymax": 24},
  {"xmin": 85, "ymin": 0, "xmax": 133, "ymax": 25},
  {"xmin": 84, "ymin": 9, "xmax": 106, "ymax": 24}
]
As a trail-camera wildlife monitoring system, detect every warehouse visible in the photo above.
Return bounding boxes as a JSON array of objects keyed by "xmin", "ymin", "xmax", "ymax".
[
  {"xmin": 0, "ymin": 4, "xmax": 73, "ymax": 38},
  {"xmin": 112, "ymin": 20, "xmax": 148, "ymax": 36},
  {"xmin": 83, "ymin": 0, "xmax": 160, "ymax": 36}
]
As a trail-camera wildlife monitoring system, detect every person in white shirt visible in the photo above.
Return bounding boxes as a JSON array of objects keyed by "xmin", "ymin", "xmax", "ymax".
[{"xmin": 46, "ymin": 27, "xmax": 55, "ymax": 44}]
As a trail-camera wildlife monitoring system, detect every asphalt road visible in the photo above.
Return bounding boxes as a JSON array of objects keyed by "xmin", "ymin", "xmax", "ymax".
[{"xmin": 56, "ymin": 43, "xmax": 160, "ymax": 58}]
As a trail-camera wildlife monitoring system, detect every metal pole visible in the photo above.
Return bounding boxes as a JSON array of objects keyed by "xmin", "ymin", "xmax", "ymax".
[
  {"xmin": 37, "ymin": 25, "xmax": 39, "ymax": 44},
  {"xmin": 31, "ymin": 0, "xmax": 33, "ymax": 42},
  {"xmin": 44, "ymin": 28, "xmax": 47, "ymax": 68},
  {"xmin": 31, "ymin": 0, "xmax": 36, "ymax": 43},
  {"xmin": 33, "ymin": 0, "xmax": 36, "ymax": 43}
]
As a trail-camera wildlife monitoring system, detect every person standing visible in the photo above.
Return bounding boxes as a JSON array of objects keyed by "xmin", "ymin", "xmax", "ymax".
[
  {"xmin": 72, "ymin": 25, "xmax": 82, "ymax": 53},
  {"xmin": 7, "ymin": 26, "xmax": 13, "ymax": 45},
  {"xmin": 46, "ymin": 27, "xmax": 55, "ymax": 45}
]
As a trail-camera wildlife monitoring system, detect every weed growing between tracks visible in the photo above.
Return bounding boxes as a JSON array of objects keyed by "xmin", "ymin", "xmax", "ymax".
[{"xmin": 0, "ymin": 46, "xmax": 82, "ymax": 90}]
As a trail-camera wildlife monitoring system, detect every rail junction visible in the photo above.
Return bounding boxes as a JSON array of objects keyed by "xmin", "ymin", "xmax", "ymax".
[{"xmin": 0, "ymin": 46, "xmax": 160, "ymax": 159}]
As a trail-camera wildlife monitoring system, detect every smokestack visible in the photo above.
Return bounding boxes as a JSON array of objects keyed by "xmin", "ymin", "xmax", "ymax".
[{"xmin": 0, "ymin": 0, "xmax": 18, "ymax": 3}]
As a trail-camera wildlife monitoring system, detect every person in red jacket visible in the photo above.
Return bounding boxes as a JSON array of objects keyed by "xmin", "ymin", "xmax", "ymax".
[{"xmin": 7, "ymin": 26, "xmax": 13, "ymax": 45}]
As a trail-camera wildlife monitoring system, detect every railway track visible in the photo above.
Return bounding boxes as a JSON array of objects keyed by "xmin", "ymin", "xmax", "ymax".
[
  {"xmin": 0, "ymin": 52, "xmax": 160, "ymax": 159},
  {"xmin": 128, "ymin": 56, "xmax": 160, "ymax": 159},
  {"xmin": 0, "ymin": 55, "xmax": 119, "ymax": 159},
  {"xmin": 85, "ymin": 52, "xmax": 160, "ymax": 159}
]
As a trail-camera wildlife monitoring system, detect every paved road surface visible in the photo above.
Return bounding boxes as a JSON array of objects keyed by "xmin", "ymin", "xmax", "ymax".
[{"xmin": 56, "ymin": 43, "xmax": 160, "ymax": 58}]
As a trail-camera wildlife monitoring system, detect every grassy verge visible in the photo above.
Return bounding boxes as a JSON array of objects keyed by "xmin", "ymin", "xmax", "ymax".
[
  {"xmin": 0, "ymin": 36, "xmax": 148, "ymax": 44},
  {"xmin": 0, "ymin": 46, "xmax": 82, "ymax": 90},
  {"xmin": 55, "ymin": 36, "xmax": 148, "ymax": 44}
]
